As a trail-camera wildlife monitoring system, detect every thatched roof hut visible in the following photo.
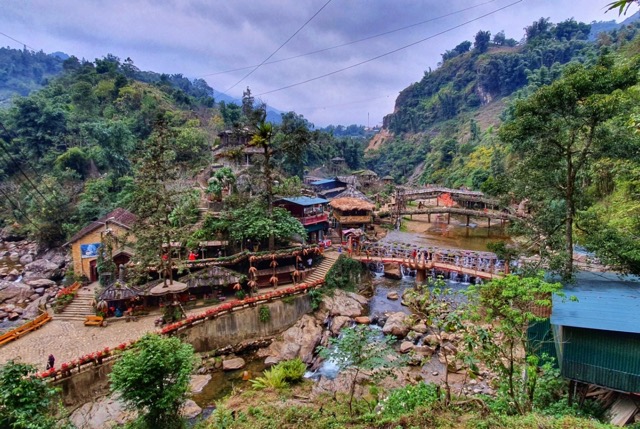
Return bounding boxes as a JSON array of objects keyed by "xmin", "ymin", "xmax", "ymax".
[
  {"xmin": 98, "ymin": 281, "xmax": 141, "ymax": 302},
  {"xmin": 334, "ymin": 186, "xmax": 374, "ymax": 203},
  {"xmin": 329, "ymin": 197, "xmax": 375, "ymax": 212}
]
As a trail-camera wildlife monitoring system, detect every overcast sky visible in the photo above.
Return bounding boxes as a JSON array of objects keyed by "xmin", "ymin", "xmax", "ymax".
[{"xmin": 0, "ymin": 0, "xmax": 633, "ymax": 127}]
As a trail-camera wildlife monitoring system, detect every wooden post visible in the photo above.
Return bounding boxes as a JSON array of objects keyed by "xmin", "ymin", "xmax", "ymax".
[
  {"xmin": 488, "ymin": 218, "xmax": 491, "ymax": 228},
  {"xmin": 466, "ymin": 214, "xmax": 470, "ymax": 226},
  {"xmin": 428, "ymin": 213, "xmax": 431, "ymax": 223},
  {"xmin": 447, "ymin": 213, "xmax": 450, "ymax": 224},
  {"xmin": 416, "ymin": 268, "xmax": 426, "ymax": 283}
]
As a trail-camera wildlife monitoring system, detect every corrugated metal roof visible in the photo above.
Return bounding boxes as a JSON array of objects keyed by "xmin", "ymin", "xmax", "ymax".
[
  {"xmin": 276, "ymin": 196, "xmax": 329, "ymax": 206},
  {"xmin": 551, "ymin": 272, "xmax": 640, "ymax": 334},
  {"xmin": 310, "ymin": 179, "xmax": 336, "ymax": 185}
]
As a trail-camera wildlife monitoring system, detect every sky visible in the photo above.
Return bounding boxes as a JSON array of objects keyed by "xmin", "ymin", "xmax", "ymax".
[{"xmin": 0, "ymin": 0, "xmax": 633, "ymax": 127}]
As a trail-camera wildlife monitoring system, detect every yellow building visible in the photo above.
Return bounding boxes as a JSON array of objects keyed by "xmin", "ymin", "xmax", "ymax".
[{"xmin": 65, "ymin": 208, "xmax": 137, "ymax": 282}]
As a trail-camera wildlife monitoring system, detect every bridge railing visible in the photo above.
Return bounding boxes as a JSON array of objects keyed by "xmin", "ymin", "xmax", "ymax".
[{"xmin": 356, "ymin": 243, "xmax": 506, "ymax": 275}]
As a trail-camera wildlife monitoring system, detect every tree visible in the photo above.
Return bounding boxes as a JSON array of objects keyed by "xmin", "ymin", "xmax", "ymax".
[
  {"xmin": 0, "ymin": 361, "xmax": 67, "ymax": 429},
  {"xmin": 318, "ymin": 325, "xmax": 406, "ymax": 416},
  {"xmin": 403, "ymin": 277, "xmax": 467, "ymax": 404},
  {"xmin": 206, "ymin": 166, "xmax": 236, "ymax": 201},
  {"xmin": 606, "ymin": 0, "xmax": 639, "ymax": 14},
  {"xmin": 129, "ymin": 115, "xmax": 192, "ymax": 284},
  {"xmin": 466, "ymin": 274, "xmax": 563, "ymax": 415},
  {"xmin": 474, "ymin": 30, "xmax": 491, "ymax": 53},
  {"xmin": 109, "ymin": 334, "xmax": 196, "ymax": 429},
  {"xmin": 493, "ymin": 30, "xmax": 506, "ymax": 46},
  {"xmin": 250, "ymin": 118, "xmax": 276, "ymax": 249},
  {"xmin": 500, "ymin": 56, "xmax": 640, "ymax": 277}
]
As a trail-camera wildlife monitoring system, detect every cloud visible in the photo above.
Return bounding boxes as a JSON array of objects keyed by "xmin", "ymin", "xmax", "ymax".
[{"xmin": 0, "ymin": 0, "xmax": 622, "ymax": 126}]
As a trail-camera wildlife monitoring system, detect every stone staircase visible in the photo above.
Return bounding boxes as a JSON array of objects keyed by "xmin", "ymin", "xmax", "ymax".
[
  {"xmin": 55, "ymin": 286, "xmax": 96, "ymax": 322},
  {"xmin": 304, "ymin": 249, "xmax": 340, "ymax": 284}
]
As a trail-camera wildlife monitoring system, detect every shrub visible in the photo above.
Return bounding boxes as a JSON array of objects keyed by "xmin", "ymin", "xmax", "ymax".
[
  {"xmin": 379, "ymin": 382, "xmax": 441, "ymax": 419},
  {"xmin": 249, "ymin": 358, "xmax": 307, "ymax": 390},
  {"xmin": 277, "ymin": 358, "xmax": 307, "ymax": 383},
  {"xmin": 258, "ymin": 305, "xmax": 270, "ymax": 323}
]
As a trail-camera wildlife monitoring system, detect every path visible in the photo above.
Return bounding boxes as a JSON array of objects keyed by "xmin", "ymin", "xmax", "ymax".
[{"xmin": 0, "ymin": 250, "xmax": 341, "ymax": 371}]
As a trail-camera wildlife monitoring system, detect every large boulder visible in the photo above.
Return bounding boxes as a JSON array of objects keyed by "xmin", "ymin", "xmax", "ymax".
[
  {"xmin": 26, "ymin": 278, "xmax": 56, "ymax": 289},
  {"xmin": 21, "ymin": 296, "xmax": 48, "ymax": 319},
  {"xmin": 37, "ymin": 247, "xmax": 67, "ymax": 269},
  {"xmin": 222, "ymin": 357, "xmax": 246, "ymax": 371},
  {"xmin": 180, "ymin": 399, "xmax": 202, "ymax": 419},
  {"xmin": 0, "ymin": 281, "xmax": 33, "ymax": 304},
  {"xmin": 318, "ymin": 290, "xmax": 368, "ymax": 318},
  {"xmin": 70, "ymin": 396, "xmax": 135, "ymax": 429},
  {"xmin": 330, "ymin": 316, "xmax": 352, "ymax": 335},
  {"xmin": 383, "ymin": 264, "xmax": 402, "ymax": 280},
  {"xmin": 382, "ymin": 312, "xmax": 410, "ymax": 338},
  {"xmin": 264, "ymin": 314, "xmax": 323, "ymax": 364},
  {"xmin": 23, "ymin": 259, "xmax": 63, "ymax": 281},
  {"xmin": 19, "ymin": 254, "xmax": 34, "ymax": 265}
]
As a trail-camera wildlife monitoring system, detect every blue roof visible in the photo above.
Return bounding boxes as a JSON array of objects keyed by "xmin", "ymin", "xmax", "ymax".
[
  {"xmin": 310, "ymin": 179, "xmax": 336, "ymax": 185},
  {"xmin": 551, "ymin": 272, "xmax": 640, "ymax": 334},
  {"xmin": 276, "ymin": 196, "xmax": 329, "ymax": 206}
]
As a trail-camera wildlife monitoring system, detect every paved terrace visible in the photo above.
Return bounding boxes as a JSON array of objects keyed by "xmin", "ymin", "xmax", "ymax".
[{"xmin": 0, "ymin": 251, "xmax": 339, "ymax": 371}]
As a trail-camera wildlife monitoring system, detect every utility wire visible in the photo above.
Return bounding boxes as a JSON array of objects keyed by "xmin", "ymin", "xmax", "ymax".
[
  {"xmin": 0, "ymin": 31, "xmax": 37, "ymax": 51},
  {"xmin": 203, "ymin": 0, "xmax": 496, "ymax": 78},
  {"xmin": 0, "ymin": 184, "xmax": 38, "ymax": 229},
  {"xmin": 0, "ymin": 121, "xmax": 60, "ymax": 200},
  {"xmin": 225, "ymin": 0, "xmax": 333, "ymax": 93},
  {"xmin": 257, "ymin": 0, "xmax": 523, "ymax": 96}
]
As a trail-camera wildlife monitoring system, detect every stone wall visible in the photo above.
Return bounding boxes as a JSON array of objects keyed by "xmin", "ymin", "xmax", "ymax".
[{"xmin": 55, "ymin": 294, "xmax": 311, "ymax": 408}]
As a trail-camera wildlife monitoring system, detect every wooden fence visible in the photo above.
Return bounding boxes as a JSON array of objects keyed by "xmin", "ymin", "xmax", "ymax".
[{"xmin": 0, "ymin": 311, "xmax": 52, "ymax": 347}]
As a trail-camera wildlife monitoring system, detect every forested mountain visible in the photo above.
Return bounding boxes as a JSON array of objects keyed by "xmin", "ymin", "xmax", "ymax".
[
  {"xmin": 0, "ymin": 48, "xmax": 64, "ymax": 105},
  {"xmin": 366, "ymin": 17, "xmax": 640, "ymax": 275},
  {"xmin": 0, "ymin": 52, "xmax": 367, "ymax": 249}
]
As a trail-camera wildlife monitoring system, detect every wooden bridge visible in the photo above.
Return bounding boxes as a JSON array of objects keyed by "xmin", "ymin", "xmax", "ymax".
[
  {"xmin": 349, "ymin": 242, "xmax": 507, "ymax": 281},
  {"xmin": 399, "ymin": 206, "xmax": 517, "ymax": 226}
]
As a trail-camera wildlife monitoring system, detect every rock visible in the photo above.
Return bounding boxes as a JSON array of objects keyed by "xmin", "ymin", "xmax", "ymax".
[
  {"xmin": 319, "ymin": 290, "xmax": 367, "ymax": 318},
  {"xmin": 181, "ymin": 399, "xmax": 202, "ymax": 419},
  {"xmin": 330, "ymin": 316, "xmax": 351, "ymax": 335},
  {"xmin": 424, "ymin": 334, "xmax": 439, "ymax": 346},
  {"xmin": 0, "ymin": 281, "xmax": 33, "ymax": 304},
  {"xmin": 354, "ymin": 316, "xmax": 370, "ymax": 325},
  {"xmin": 23, "ymin": 259, "xmax": 62, "ymax": 281},
  {"xmin": 26, "ymin": 278, "xmax": 56, "ymax": 289},
  {"xmin": 222, "ymin": 357, "xmax": 246, "ymax": 371},
  {"xmin": 383, "ymin": 264, "xmax": 402, "ymax": 280},
  {"xmin": 432, "ymin": 371, "xmax": 439, "ymax": 376},
  {"xmin": 37, "ymin": 247, "xmax": 67, "ymax": 269},
  {"xmin": 0, "ymin": 311, "xmax": 7, "ymax": 319},
  {"xmin": 406, "ymin": 330, "xmax": 420, "ymax": 343},
  {"xmin": 266, "ymin": 314, "xmax": 323, "ymax": 363},
  {"xmin": 9, "ymin": 252, "xmax": 19, "ymax": 262},
  {"xmin": 3, "ymin": 303, "xmax": 15, "ymax": 312},
  {"xmin": 7, "ymin": 312, "xmax": 20, "ymax": 320},
  {"xmin": 189, "ymin": 375, "xmax": 211, "ymax": 394},
  {"xmin": 382, "ymin": 312, "xmax": 410, "ymax": 338},
  {"xmin": 411, "ymin": 322, "xmax": 428, "ymax": 334},
  {"xmin": 12, "ymin": 307, "xmax": 23, "ymax": 314},
  {"xmin": 264, "ymin": 356, "xmax": 280, "ymax": 367},
  {"xmin": 19, "ymin": 254, "xmax": 33, "ymax": 265},
  {"xmin": 400, "ymin": 341, "xmax": 414, "ymax": 353},
  {"xmin": 415, "ymin": 345, "xmax": 436, "ymax": 357},
  {"xmin": 34, "ymin": 287, "xmax": 45, "ymax": 295},
  {"xmin": 0, "ymin": 267, "xmax": 7, "ymax": 276},
  {"xmin": 387, "ymin": 291, "xmax": 399, "ymax": 300},
  {"xmin": 70, "ymin": 396, "xmax": 135, "ymax": 429}
]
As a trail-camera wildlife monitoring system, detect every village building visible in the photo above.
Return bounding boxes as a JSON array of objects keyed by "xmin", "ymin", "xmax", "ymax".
[
  {"xmin": 65, "ymin": 208, "xmax": 136, "ymax": 283},
  {"xmin": 213, "ymin": 128, "xmax": 263, "ymax": 168},
  {"xmin": 309, "ymin": 178, "xmax": 348, "ymax": 200},
  {"xmin": 329, "ymin": 197, "xmax": 375, "ymax": 241},
  {"xmin": 274, "ymin": 196, "xmax": 330, "ymax": 243}
]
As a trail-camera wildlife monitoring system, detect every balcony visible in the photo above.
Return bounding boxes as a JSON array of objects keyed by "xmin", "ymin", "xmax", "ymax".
[
  {"xmin": 333, "ymin": 213, "xmax": 372, "ymax": 224},
  {"xmin": 298, "ymin": 213, "xmax": 328, "ymax": 226}
]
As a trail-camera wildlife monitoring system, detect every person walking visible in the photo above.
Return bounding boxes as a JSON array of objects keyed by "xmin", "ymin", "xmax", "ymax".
[{"xmin": 46, "ymin": 354, "xmax": 55, "ymax": 370}]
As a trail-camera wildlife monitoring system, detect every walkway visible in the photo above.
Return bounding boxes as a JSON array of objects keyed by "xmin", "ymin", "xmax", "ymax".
[{"xmin": 0, "ymin": 250, "xmax": 341, "ymax": 371}]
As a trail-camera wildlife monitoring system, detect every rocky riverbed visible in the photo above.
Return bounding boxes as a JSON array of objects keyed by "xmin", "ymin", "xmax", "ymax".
[{"xmin": 0, "ymin": 230, "xmax": 68, "ymax": 330}]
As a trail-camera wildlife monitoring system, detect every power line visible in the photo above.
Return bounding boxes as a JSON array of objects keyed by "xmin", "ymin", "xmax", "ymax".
[
  {"xmin": 224, "ymin": 0, "xmax": 333, "ymax": 93},
  {"xmin": 0, "ymin": 31, "xmax": 37, "ymax": 51},
  {"xmin": 257, "ymin": 0, "xmax": 524, "ymax": 97},
  {"xmin": 202, "ymin": 0, "xmax": 496, "ymax": 78},
  {"xmin": 0, "ymin": 121, "xmax": 60, "ymax": 199},
  {"xmin": 0, "ymin": 184, "xmax": 38, "ymax": 229}
]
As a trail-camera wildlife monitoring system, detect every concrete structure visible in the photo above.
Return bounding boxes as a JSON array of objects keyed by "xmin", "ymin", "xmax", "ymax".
[{"xmin": 65, "ymin": 208, "xmax": 136, "ymax": 282}]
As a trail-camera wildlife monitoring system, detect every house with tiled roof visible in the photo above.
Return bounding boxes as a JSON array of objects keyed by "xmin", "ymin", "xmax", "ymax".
[{"xmin": 65, "ymin": 208, "xmax": 137, "ymax": 282}]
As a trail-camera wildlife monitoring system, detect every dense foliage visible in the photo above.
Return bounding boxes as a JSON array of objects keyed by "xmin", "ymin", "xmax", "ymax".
[
  {"xmin": 0, "ymin": 360, "xmax": 67, "ymax": 429},
  {"xmin": 109, "ymin": 334, "xmax": 196, "ymax": 429}
]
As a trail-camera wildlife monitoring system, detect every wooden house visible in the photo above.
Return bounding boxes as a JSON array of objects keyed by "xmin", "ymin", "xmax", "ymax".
[
  {"xmin": 274, "ymin": 196, "xmax": 330, "ymax": 243},
  {"xmin": 329, "ymin": 197, "xmax": 375, "ymax": 238},
  {"xmin": 65, "ymin": 208, "xmax": 136, "ymax": 283}
]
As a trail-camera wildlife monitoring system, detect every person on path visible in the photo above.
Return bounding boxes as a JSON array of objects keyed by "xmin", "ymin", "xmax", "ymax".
[
  {"xmin": 188, "ymin": 251, "xmax": 197, "ymax": 261},
  {"xmin": 46, "ymin": 354, "xmax": 55, "ymax": 370},
  {"xmin": 307, "ymin": 257, "xmax": 313, "ymax": 268}
]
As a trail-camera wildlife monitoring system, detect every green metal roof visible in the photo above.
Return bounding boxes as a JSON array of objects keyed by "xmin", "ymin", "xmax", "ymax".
[
  {"xmin": 275, "ymin": 196, "xmax": 329, "ymax": 206},
  {"xmin": 551, "ymin": 272, "xmax": 640, "ymax": 334}
]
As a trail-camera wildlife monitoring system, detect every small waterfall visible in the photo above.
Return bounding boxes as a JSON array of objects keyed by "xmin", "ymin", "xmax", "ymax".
[
  {"xmin": 461, "ymin": 273, "xmax": 470, "ymax": 284},
  {"xmin": 13, "ymin": 275, "xmax": 22, "ymax": 283},
  {"xmin": 449, "ymin": 271, "xmax": 459, "ymax": 283},
  {"xmin": 475, "ymin": 277, "xmax": 483, "ymax": 285},
  {"xmin": 400, "ymin": 265, "xmax": 415, "ymax": 278}
]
